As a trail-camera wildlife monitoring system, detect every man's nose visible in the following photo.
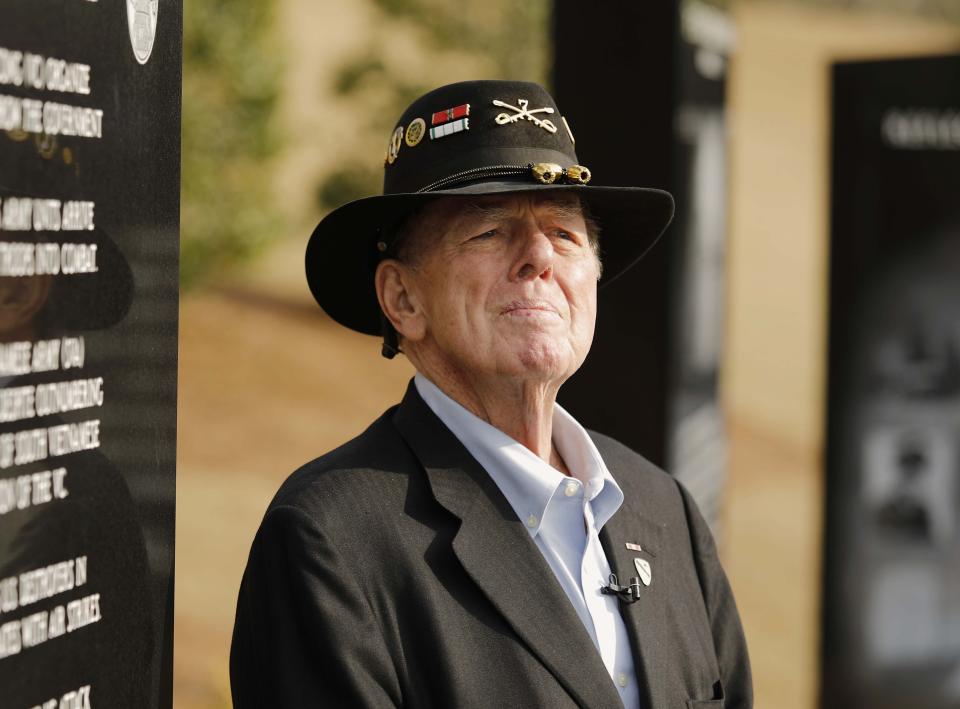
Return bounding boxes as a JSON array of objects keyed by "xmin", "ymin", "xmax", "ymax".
[{"xmin": 510, "ymin": 227, "xmax": 554, "ymax": 282}]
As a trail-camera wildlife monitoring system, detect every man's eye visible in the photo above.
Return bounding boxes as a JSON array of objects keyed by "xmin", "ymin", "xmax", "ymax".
[
  {"xmin": 470, "ymin": 229, "xmax": 498, "ymax": 240},
  {"xmin": 554, "ymin": 229, "xmax": 576, "ymax": 241}
]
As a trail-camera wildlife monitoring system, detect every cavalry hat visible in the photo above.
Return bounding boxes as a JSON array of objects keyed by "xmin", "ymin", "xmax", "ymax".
[{"xmin": 305, "ymin": 79, "xmax": 675, "ymax": 337}]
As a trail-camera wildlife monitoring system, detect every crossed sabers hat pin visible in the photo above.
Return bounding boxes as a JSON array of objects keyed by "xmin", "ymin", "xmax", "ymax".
[{"xmin": 493, "ymin": 98, "xmax": 558, "ymax": 134}]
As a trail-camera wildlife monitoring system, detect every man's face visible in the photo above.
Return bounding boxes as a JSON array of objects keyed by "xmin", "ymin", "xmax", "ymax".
[{"xmin": 398, "ymin": 193, "xmax": 600, "ymax": 386}]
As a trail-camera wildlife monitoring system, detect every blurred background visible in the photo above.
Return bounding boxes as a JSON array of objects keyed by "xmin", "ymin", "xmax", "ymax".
[{"xmin": 174, "ymin": 0, "xmax": 960, "ymax": 707}]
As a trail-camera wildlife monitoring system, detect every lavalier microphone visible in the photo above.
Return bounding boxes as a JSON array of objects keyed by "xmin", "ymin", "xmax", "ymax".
[{"xmin": 600, "ymin": 574, "xmax": 642, "ymax": 604}]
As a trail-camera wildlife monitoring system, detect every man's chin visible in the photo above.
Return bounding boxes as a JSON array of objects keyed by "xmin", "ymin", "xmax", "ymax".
[{"xmin": 502, "ymin": 339, "xmax": 578, "ymax": 383}]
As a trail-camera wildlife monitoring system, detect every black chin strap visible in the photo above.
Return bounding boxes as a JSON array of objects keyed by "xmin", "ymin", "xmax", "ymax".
[{"xmin": 380, "ymin": 312, "xmax": 401, "ymax": 359}]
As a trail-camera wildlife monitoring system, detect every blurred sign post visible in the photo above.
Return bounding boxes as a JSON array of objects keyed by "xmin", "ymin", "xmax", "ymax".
[
  {"xmin": 552, "ymin": 0, "xmax": 677, "ymax": 469},
  {"xmin": 0, "ymin": 1, "xmax": 180, "ymax": 706},
  {"xmin": 823, "ymin": 54, "xmax": 960, "ymax": 709},
  {"xmin": 553, "ymin": 0, "xmax": 734, "ymax": 537}
]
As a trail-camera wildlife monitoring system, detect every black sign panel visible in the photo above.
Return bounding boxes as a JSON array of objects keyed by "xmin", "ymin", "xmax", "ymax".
[
  {"xmin": 666, "ymin": 5, "xmax": 733, "ymax": 537},
  {"xmin": 823, "ymin": 55, "xmax": 960, "ymax": 709},
  {"xmin": 553, "ymin": 1, "xmax": 676, "ymax": 465},
  {"xmin": 0, "ymin": 2, "xmax": 180, "ymax": 706}
]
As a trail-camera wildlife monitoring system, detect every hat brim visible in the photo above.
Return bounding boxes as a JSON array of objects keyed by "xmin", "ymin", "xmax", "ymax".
[{"xmin": 305, "ymin": 182, "xmax": 675, "ymax": 336}]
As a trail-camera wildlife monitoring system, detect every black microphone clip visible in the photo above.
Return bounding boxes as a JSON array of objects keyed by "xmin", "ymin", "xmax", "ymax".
[{"xmin": 600, "ymin": 573, "xmax": 642, "ymax": 604}]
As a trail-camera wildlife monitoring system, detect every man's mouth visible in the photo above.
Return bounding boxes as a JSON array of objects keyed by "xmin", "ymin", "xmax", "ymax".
[{"xmin": 499, "ymin": 300, "xmax": 561, "ymax": 318}]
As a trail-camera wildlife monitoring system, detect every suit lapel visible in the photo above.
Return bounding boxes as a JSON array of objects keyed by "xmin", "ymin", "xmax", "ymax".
[
  {"xmin": 599, "ymin": 482, "xmax": 670, "ymax": 709},
  {"xmin": 392, "ymin": 382, "xmax": 622, "ymax": 709}
]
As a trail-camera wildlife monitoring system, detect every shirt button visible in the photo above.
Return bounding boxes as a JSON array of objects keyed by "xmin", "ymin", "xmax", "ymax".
[
  {"xmin": 618, "ymin": 673, "xmax": 629, "ymax": 687},
  {"xmin": 526, "ymin": 514, "xmax": 538, "ymax": 528},
  {"xmin": 563, "ymin": 481, "xmax": 579, "ymax": 497}
]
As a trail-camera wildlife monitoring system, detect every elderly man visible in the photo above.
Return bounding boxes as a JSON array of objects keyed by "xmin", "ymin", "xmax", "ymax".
[{"xmin": 230, "ymin": 80, "xmax": 751, "ymax": 708}]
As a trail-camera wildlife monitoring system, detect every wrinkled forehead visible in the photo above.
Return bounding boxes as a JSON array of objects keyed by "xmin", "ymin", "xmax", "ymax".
[
  {"xmin": 422, "ymin": 192, "xmax": 586, "ymax": 230},
  {"xmin": 391, "ymin": 192, "xmax": 590, "ymax": 264}
]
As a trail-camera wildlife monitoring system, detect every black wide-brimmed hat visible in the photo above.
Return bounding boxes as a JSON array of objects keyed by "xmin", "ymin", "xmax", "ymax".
[{"xmin": 306, "ymin": 80, "xmax": 674, "ymax": 337}]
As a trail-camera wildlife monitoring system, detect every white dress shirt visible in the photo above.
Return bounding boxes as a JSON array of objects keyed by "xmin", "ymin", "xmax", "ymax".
[{"xmin": 414, "ymin": 374, "xmax": 640, "ymax": 708}]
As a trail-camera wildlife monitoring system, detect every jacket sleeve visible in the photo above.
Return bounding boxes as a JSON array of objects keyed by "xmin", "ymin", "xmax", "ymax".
[
  {"xmin": 230, "ymin": 504, "xmax": 402, "ymax": 708},
  {"xmin": 676, "ymin": 480, "xmax": 754, "ymax": 709}
]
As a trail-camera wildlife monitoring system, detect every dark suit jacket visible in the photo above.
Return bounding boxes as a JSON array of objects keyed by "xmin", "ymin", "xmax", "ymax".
[{"xmin": 231, "ymin": 381, "xmax": 752, "ymax": 708}]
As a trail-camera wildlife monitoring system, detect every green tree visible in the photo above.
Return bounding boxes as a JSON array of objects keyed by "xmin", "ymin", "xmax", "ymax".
[{"xmin": 180, "ymin": 0, "xmax": 284, "ymax": 287}]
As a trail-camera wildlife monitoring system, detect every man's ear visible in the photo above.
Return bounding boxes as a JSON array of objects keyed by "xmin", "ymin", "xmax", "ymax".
[
  {"xmin": 0, "ymin": 275, "xmax": 52, "ymax": 339},
  {"xmin": 375, "ymin": 260, "xmax": 426, "ymax": 343}
]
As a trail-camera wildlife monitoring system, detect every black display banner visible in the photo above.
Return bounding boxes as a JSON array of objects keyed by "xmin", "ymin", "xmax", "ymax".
[
  {"xmin": 823, "ymin": 55, "xmax": 960, "ymax": 709},
  {"xmin": 666, "ymin": 2, "xmax": 732, "ymax": 538},
  {"xmin": 0, "ymin": 2, "xmax": 180, "ymax": 707}
]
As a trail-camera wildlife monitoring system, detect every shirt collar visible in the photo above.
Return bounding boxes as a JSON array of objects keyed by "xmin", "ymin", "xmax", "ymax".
[
  {"xmin": 414, "ymin": 373, "xmax": 624, "ymax": 536},
  {"xmin": 551, "ymin": 401, "xmax": 624, "ymax": 531}
]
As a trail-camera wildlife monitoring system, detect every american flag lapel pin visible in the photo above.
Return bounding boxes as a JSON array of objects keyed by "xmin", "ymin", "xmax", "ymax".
[{"xmin": 429, "ymin": 103, "xmax": 470, "ymax": 139}]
